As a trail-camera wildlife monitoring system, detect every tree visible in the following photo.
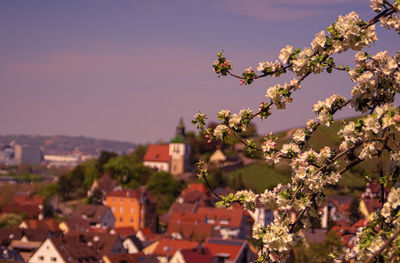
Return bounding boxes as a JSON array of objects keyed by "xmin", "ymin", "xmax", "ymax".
[
  {"xmin": 146, "ymin": 171, "xmax": 186, "ymax": 214},
  {"xmin": 88, "ymin": 188, "xmax": 104, "ymax": 205},
  {"xmin": 0, "ymin": 213, "xmax": 23, "ymax": 229},
  {"xmin": 193, "ymin": 1, "xmax": 400, "ymax": 262},
  {"xmin": 104, "ymin": 156, "xmax": 154, "ymax": 186},
  {"xmin": 97, "ymin": 150, "xmax": 118, "ymax": 174}
]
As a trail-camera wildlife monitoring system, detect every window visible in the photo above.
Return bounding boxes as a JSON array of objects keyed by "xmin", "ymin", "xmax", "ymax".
[
  {"xmin": 220, "ymin": 219, "xmax": 230, "ymax": 225},
  {"xmin": 51, "ymin": 257, "xmax": 57, "ymax": 262},
  {"xmin": 112, "ymin": 206, "xmax": 115, "ymax": 212},
  {"xmin": 120, "ymin": 207, "xmax": 124, "ymax": 213},
  {"xmin": 130, "ymin": 208, "xmax": 134, "ymax": 213},
  {"xmin": 130, "ymin": 217, "xmax": 133, "ymax": 223},
  {"xmin": 120, "ymin": 198, "xmax": 123, "ymax": 203},
  {"xmin": 119, "ymin": 217, "xmax": 123, "ymax": 222},
  {"xmin": 38, "ymin": 256, "xmax": 44, "ymax": 261},
  {"xmin": 112, "ymin": 198, "xmax": 115, "ymax": 202}
]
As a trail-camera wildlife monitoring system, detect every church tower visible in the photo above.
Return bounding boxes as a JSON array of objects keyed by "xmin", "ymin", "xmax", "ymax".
[{"xmin": 169, "ymin": 118, "xmax": 191, "ymax": 175}]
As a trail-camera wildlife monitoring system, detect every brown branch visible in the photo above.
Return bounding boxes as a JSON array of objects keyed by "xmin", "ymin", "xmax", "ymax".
[{"xmin": 202, "ymin": 172, "xmax": 222, "ymax": 200}]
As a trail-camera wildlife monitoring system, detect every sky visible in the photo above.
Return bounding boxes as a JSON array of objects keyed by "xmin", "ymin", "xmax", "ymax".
[{"xmin": 1, "ymin": 0, "xmax": 399, "ymax": 144}]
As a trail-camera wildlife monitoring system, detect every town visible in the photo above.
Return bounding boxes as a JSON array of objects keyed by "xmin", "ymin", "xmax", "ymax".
[{"xmin": 0, "ymin": 118, "xmax": 388, "ymax": 263}]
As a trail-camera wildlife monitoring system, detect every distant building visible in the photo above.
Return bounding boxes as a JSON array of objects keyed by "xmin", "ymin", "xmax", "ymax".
[
  {"xmin": 88, "ymin": 173, "xmax": 121, "ymax": 198},
  {"xmin": 104, "ymin": 187, "xmax": 157, "ymax": 232},
  {"xmin": 27, "ymin": 232, "xmax": 125, "ymax": 263},
  {"xmin": 203, "ymin": 238, "xmax": 253, "ymax": 263},
  {"xmin": 143, "ymin": 118, "xmax": 191, "ymax": 175},
  {"xmin": 169, "ymin": 247, "xmax": 215, "ymax": 263},
  {"xmin": 68, "ymin": 204, "xmax": 115, "ymax": 229},
  {"xmin": 151, "ymin": 238, "xmax": 199, "ymax": 263},
  {"xmin": 166, "ymin": 207, "xmax": 253, "ymax": 241},
  {"xmin": 14, "ymin": 144, "xmax": 42, "ymax": 165}
]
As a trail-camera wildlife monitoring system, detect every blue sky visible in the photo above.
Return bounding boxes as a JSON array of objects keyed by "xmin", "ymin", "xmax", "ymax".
[{"xmin": 1, "ymin": 0, "xmax": 399, "ymax": 144}]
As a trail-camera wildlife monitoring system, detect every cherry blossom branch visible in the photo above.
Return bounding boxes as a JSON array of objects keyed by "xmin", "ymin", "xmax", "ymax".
[{"xmin": 365, "ymin": 227, "xmax": 400, "ymax": 263}]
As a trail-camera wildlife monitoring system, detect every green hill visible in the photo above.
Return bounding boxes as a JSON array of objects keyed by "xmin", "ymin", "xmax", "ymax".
[{"xmin": 227, "ymin": 116, "xmax": 383, "ymax": 196}]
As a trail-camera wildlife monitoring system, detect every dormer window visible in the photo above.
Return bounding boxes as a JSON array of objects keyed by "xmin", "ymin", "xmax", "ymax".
[
  {"xmin": 220, "ymin": 219, "xmax": 230, "ymax": 225},
  {"xmin": 206, "ymin": 217, "xmax": 215, "ymax": 224}
]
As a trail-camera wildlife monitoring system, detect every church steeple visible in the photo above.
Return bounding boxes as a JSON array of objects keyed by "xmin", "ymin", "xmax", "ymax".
[{"xmin": 175, "ymin": 117, "xmax": 185, "ymax": 137}]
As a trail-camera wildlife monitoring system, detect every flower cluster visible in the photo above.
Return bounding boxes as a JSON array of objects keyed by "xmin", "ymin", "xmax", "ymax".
[
  {"xmin": 265, "ymin": 79, "xmax": 300, "ymax": 109},
  {"xmin": 192, "ymin": 112, "xmax": 207, "ymax": 131},
  {"xmin": 381, "ymin": 187, "xmax": 400, "ymax": 222},
  {"xmin": 349, "ymin": 51, "xmax": 400, "ymax": 113},
  {"xmin": 257, "ymin": 60, "xmax": 285, "ymax": 76},
  {"xmin": 212, "ymin": 50, "xmax": 232, "ymax": 76},
  {"xmin": 312, "ymin": 94, "xmax": 346, "ymax": 126},
  {"xmin": 338, "ymin": 104, "xmax": 400, "ymax": 159},
  {"xmin": 252, "ymin": 218, "xmax": 299, "ymax": 254},
  {"xmin": 241, "ymin": 67, "xmax": 257, "ymax": 85}
]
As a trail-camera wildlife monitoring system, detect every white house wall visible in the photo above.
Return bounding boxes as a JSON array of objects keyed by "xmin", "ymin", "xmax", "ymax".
[{"xmin": 28, "ymin": 239, "xmax": 66, "ymax": 263}]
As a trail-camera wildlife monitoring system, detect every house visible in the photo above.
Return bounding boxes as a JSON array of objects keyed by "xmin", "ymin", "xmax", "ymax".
[
  {"xmin": 1, "ymin": 193, "xmax": 45, "ymax": 219},
  {"xmin": 123, "ymin": 235, "xmax": 144, "ymax": 254},
  {"xmin": 112, "ymin": 226, "xmax": 136, "ymax": 239},
  {"xmin": 69, "ymin": 204, "xmax": 115, "ymax": 229},
  {"xmin": 143, "ymin": 118, "xmax": 191, "ymax": 176},
  {"xmin": 0, "ymin": 247, "xmax": 24, "ymax": 262},
  {"xmin": 19, "ymin": 218, "xmax": 60, "ymax": 232},
  {"xmin": 58, "ymin": 218, "xmax": 89, "ymax": 233},
  {"xmin": 210, "ymin": 149, "xmax": 227, "ymax": 164},
  {"xmin": 102, "ymin": 253, "xmax": 159, "ymax": 263},
  {"xmin": 359, "ymin": 198, "xmax": 382, "ymax": 219},
  {"xmin": 329, "ymin": 219, "xmax": 369, "ymax": 249},
  {"xmin": 176, "ymin": 183, "xmax": 212, "ymax": 206},
  {"xmin": 169, "ymin": 247, "xmax": 215, "ymax": 263},
  {"xmin": 166, "ymin": 207, "xmax": 253, "ymax": 241},
  {"xmin": 203, "ymin": 238, "xmax": 253, "ymax": 263},
  {"xmin": 28, "ymin": 237, "xmax": 98, "ymax": 263},
  {"xmin": 104, "ymin": 187, "xmax": 157, "ymax": 232},
  {"xmin": 209, "ymin": 149, "xmax": 243, "ymax": 171},
  {"xmin": 361, "ymin": 182, "xmax": 391, "ymax": 199},
  {"xmin": 151, "ymin": 238, "xmax": 199, "ymax": 263},
  {"xmin": 64, "ymin": 232, "xmax": 126, "ymax": 256},
  {"xmin": 320, "ymin": 195, "xmax": 354, "ymax": 228},
  {"xmin": 6, "ymin": 228, "xmax": 61, "ymax": 262},
  {"xmin": 88, "ymin": 173, "xmax": 121, "ymax": 198}
]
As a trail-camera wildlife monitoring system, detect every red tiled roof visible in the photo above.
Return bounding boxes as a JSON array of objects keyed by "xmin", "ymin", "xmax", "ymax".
[
  {"xmin": 181, "ymin": 184, "xmax": 209, "ymax": 196},
  {"xmin": 1, "ymin": 204, "xmax": 41, "ymax": 218},
  {"xmin": 13, "ymin": 194, "xmax": 44, "ymax": 206},
  {"xmin": 104, "ymin": 253, "xmax": 159, "ymax": 263},
  {"xmin": 113, "ymin": 227, "xmax": 136, "ymax": 238},
  {"xmin": 363, "ymin": 198, "xmax": 382, "ymax": 213},
  {"xmin": 49, "ymin": 237, "xmax": 98, "ymax": 262},
  {"xmin": 204, "ymin": 238, "xmax": 246, "ymax": 262},
  {"xmin": 64, "ymin": 231, "xmax": 123, "ymax": 256},
  {"xmin": 329, "ymin": 219, "xmax": 369, "ymax": 248},
  {"xmin": 21, "ymin": 219, "xmax": 60, "ymax": 232},
  {"xmin": 107, "ymin": 189, "xmax": 140, "ymax": 198},
  {"xmin": 167, "ymin": 223, "xmax": 215, "ymax": 242},
  {"xmin": 106, "ymin": 188, "xmax": 157, "ymax": 204},
  {"xmin": 152, "ymin": 238, "xmax": 199, "ymax": 257},
  {"xmin": 179, "ymin": 247, "xmax": 214, "ymax": 263},
  {"xmin": 143, "ymin": 145, "xmax": 170, "ymax": 163}
]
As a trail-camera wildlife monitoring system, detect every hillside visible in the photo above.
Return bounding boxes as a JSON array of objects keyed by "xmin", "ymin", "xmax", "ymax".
[
  {"xmin": 0, "ymin": 134, "xmax": 136, "ymax": 155},
  {"xmin": 228, "ymin": 115, "xmax": 385, "ymax": 196}
]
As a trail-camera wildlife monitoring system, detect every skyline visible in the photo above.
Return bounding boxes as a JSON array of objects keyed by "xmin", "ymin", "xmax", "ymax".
[{"xmin": 1, "ymin": 0, "xmax": 400, "ymax": 144}]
